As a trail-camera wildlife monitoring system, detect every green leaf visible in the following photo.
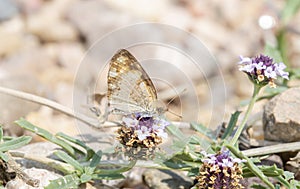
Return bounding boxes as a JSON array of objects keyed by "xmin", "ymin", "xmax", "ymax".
[
  {"xmin": 0, "ymin": 152, "xmax": 9, "ymax": 162},
  {"xmin": 45, "ymin": 174, "xmax": 80, "ymax": 189},
  {"xmin": 161, "ymin": 150, "xmax": 201, "ymax": 170},
  {"xmin": 221, "ymin": 111, "xmax": 241, "ymax": 139},
  {"xmin": 54, "ymin": 151, "xmax": 83, "ymax": 173},
  {"xmin": 283, "ymin": 171, "xmax": 295, "ymax": 180},
  {"xmin": 251, "ymin": 184, "xmax": 269, "ymax": 189},
  {"xmin": 275, "ymin": 184, "xmax": 281, "ymax": 189},
  {"xmin": 281, "ymin": 0, "xmax": 300, "ymax": 24},
  {"xmin": 190, "ymin": 122, "xmax": 215, "ymax": 139},
  {"xmin": 90, "ymin": 150, "xmax": 102, "ymax": 168},
  {"xmin": 92, "ymin": 173, "xmax": 124, "ymax": 180},
  {"xmin": 56, "ymin": 132, "xmax": 95, "ymax": 160},
  {"xmin": 240, "ymin": 99, "xmax": 250, "ymax": 107},
  {"xmin": 97, "ymin": 160, "xmax": 136, "ymax": 175},
  {"xmin": 291, "ymin": 68, "xmax": 300, "ymax": 79},
  {"xmin": 226, "ymin": 144, "xmax": 275, "ymax": 189},
  {"xmin": 258, "ymin": 86, "xmax": 288, "ymax": 101},
  {"xmin": 166, "ymin": 124, "xmax": 185, "ymax": 139},
  {"xmin": 243, "ymin": 165, "xmax": 283, "ymax": 178},
  {"xmin": 80, "ymin": 173, "xmax": 92, "ymax": 183},
  {"xmin": 289, "ymin": 179, "xmax": 300, "ymax": 188},
  {"xmin": 264, "ymin": 43, "xmax": 283, "ymax": 63},
  {"xmin": 189, "ymin": 135, "xmax": 213, "ymax": 152},
  {"xmin": 171, "ymin": 138, "xmax": 190, "ymax": 152},
  {"xmin": 0, "ymin": 125, "xmax": 3, "ymax": 141},
  {"xmin": 15, "ymin": 119, "xmax": 75, "ymax": 156},
  {"xmin": 0, "ymin": 136, "xmax": 31, "ymax": 152}
]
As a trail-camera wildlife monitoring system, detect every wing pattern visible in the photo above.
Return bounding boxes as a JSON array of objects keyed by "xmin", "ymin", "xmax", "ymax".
[{"xmin": 107, "ymin": 49, "xmax": 157, "ymax": 114}]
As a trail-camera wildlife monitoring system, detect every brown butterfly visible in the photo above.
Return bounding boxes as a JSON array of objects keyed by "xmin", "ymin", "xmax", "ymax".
[{"xmin": 107, "ymin": 49, "xmax": 165, "ymax": 116}]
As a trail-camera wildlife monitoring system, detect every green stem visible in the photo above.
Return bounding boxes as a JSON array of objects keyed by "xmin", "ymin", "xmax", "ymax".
[
  {"xmin": 230, "ymin": 84, "xmax": 262, "ymax": 145},
  {"xmin": 226, "ymin": 144, "xmax": 275, "ymax": 189}
]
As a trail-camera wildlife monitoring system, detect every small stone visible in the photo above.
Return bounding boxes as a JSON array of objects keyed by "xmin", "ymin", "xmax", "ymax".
[
  {"xmin": 143, "ymin": 169, "xmax": 193, "ymax": 189},
  {"xmin": 66, "ymin": 0, "xmax": 139, "ymax": 45},
  {"xmin": 0, "ymin": 0, "xmax": 18, "ymax": 21},
  {"xmin": 286, "ymin": 152, "xmax": 300, "ymax": 180},
  {"xmin": 26, "ymin": 0, "xmax": 78, "ymax": 42},
  {"xmin": 6, "ymin": 168, "xmax": 60, "ymax": 189},
  {"xmin": 261, "ymin": 154, "xmax": 283, "ymax": 168},
  {"xmin": 0, "ymin": 17, "xmax": 25, "ymax": 57},
  {"xmin": 263, "ymin": 87, "xmax": 300, "ymax": 142}
]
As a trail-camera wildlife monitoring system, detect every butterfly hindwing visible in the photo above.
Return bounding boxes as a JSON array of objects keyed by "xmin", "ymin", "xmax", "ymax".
[{"xmin": 107, "ymin": 49, "xmax": 158, "ymax": 114}]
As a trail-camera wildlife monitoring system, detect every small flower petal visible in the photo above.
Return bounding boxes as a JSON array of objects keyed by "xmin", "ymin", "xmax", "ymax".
[
  {"xmin": 274, "ymin": 62, "xmax": 289, "ymax": 80},
  {"xmin": 122, "ymin": 116, "xmax": 138, "ymax": 127},
  {"xmin": 264, "ymin": 66, "xmax": 277, "ymax": 79},
  {"xmin": 254, "ymin": 62, "xmax": 266, "ymax": 70},
  {"xmin": 136, "ymin": 126, "xmax": 151, "ymax": 140},
  {"xmin": 239, "ymin": 63, "xmax": 255, "ymax": 73},
  {"xmin": 154, "ymin": 129, "xmax": 168, "ymax": 138},
  {"xmin": 238, "ymin": 55, "xmax": 252, "ymax": 65}
]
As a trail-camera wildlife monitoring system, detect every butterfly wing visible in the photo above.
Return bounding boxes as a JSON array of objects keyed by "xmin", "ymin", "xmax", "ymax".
[{"xmin": 107, "ymin": 49, "xmax": 157, "ymax": 114}]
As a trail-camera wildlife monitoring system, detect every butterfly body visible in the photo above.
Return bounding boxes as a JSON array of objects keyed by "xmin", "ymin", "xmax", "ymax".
[{"xmin": 107, "ymin": 49, "xmax": 165, "ymax": 116}]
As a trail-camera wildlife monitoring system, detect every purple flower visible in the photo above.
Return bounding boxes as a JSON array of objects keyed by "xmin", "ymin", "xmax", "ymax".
[
  {"xmin": 119, "ymin": 112, "xmax": 170, "ymax": 148},
  {"xmin": 136, "ymin": 126, "xmax": 151, "ymax": 140},
  {"xmin": 274, "ymin": 62, "xmax": 289, "ymax": 80},
  {"xmin": 238, "ymin": 55, "xmax": 252, "ymax": 65},
  {"xmin": 194, "ymin": 149, "xmax": 244, "ymax": 189},
  {"xmin": 264, "ymin": 66, "xmax": 277, "ymax": 79},
  {"xmin": 238, "ymin": 54, "xmax": 289, "ymax": 87}
]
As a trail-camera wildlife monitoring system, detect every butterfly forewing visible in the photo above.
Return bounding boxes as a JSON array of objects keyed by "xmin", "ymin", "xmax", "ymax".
[{"xmin": 107, "ymin": 49, "xmax": 158, "ymax": 114}]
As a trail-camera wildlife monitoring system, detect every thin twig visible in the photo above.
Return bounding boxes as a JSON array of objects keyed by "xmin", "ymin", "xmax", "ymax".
[
  {"xmin": 9, "ymin": 151, "xmax": 75, "ymax": 174},
  {"xmin": 242, "ymin": 141, "xmax": 300, "ymax": 157},
  {"xmin": 6, "ymin": 152, "xmax": 40, "ymax": 187},
  {"xmin": 0, "ymin": 86, "xmax": 190, "ymax": 129},
  {"xmin": 0, "ymin": 86, "xmax": 115, "ymax": 128}
]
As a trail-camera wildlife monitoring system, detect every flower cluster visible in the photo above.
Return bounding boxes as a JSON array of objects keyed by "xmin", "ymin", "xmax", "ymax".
[
  {"xmin": 193, "ymin": 149, "xmax": 244, "ymax": 189},
  {"xmin": 238, "ymin": 54, "xmax": 289, "ymax": 88},
  {"xmin": 117, "ymin": 112, "xmax": 169, "ymax": 149}
]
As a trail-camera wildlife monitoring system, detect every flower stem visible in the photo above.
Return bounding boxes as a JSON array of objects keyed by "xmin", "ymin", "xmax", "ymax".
[
  {"xmin": 226, "ymin": 144, "xmax": 275, "ymax": 189},
  {"xmin": 230, "ymin": 84, "xmax": 262, "ymax": 145}
]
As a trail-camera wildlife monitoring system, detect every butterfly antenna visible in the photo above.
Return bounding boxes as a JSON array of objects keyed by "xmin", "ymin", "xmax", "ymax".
[
  {"xmin": 165, "ymin": 88, "xmax": 187, "ymax": 107},
  {"xmin": 166, "ymin": 108, "xmax": 182, "ymax": 119},
  {"xmin": 165, "ymin": 88, "xmax": 186, "ymax": 119}
]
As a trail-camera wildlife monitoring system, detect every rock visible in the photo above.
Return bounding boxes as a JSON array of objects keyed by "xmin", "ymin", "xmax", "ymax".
[
  {"xmin": 66, "ymin": 0, "xmax": 140, "ymax": 45},
  {"xmin": 263, "ymin": 87, "xmax": 300, "ymax": 142},
  {"xmin": 286, "ymin": 152, "xmax": 300, "ymax": 180},
  {"xmin": 26, "ymin": 0, "xmax": 78, "ymax": 42},
  {"xmin": 0, "ymin": 17, "xmax": 25, "ymax": 57},
  {"xmin": 143, "ymin": 169, "xmax": 193, "ymax": 189},
  {"xmin": 0, "ymin": 0, "xmax": 18, "ymax": 21},
  {"xmin": 25, "ymin": 107, "xmax": 80, "ymax": 141},
  {"xmin": 13, "ymin": 142, "xmax": 61, "ymax": 169},
  {"xmin": 0, "ymin": 76, "xmax": 41, "ymax": 137},
  {"xmin": 261, "ymin": 154, "xmax": 283, "ymax": 168},
  {"xmin": 6, "ymin": 168, "xmax": 60, "ymax": 189},
  {"xmin": 14, "ymin": 0, "xmax": 43, "ymax": 15}
]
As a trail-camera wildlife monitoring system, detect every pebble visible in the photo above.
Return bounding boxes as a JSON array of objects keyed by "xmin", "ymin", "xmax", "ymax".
[
  {"xmin": 263, "ymin": 87, "xmax": 300, "ymax": 142},
  {"xmin": 26, "ymin": 0, "xmax": 78, "ymax": 42},
  {"xmin": 6, "ymin": 168, "xmax": 60, "ymax": 189},
  {"xmin": 143, "ymin": 169, "xmax": 193, "ymax": 189},
  {"xmin": 0, "ymin": 0, "xmax": 18, "ymax": 21},
  {"xmin": 67, "ymin": 0, "xmax": 139, "ymax": 45}
]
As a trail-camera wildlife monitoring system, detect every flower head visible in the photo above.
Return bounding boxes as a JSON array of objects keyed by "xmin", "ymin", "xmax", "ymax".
[
  {"xmin": 194, "ymin": 149, "xmax": 245, "ymax": 189},
  {"xmin": 117, "ymin": 112, "xmax": 169, "ymax": 148},
  {"xmin": 238, "ymin": 54, "xmax": 289, "ymax": 88}
]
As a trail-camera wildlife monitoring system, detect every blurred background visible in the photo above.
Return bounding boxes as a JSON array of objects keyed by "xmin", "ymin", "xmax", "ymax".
[{"xmin": 0, "ymin": 0, "xmax": 299, "ymax": 143}]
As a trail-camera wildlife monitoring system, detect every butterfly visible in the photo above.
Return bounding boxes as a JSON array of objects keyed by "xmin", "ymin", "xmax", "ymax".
[{"xmin": 107, "ymin": 49, "xmax": 165, "ymax": 116}]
